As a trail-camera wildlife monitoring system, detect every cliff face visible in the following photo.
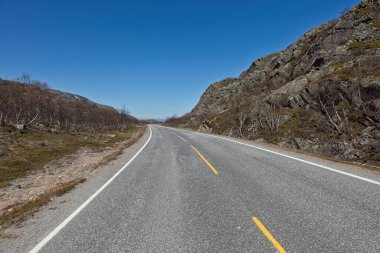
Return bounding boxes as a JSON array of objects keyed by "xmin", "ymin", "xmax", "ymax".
[{"xmin": 171, "ymin": 0, "xmax": 380, "ymax": 166}]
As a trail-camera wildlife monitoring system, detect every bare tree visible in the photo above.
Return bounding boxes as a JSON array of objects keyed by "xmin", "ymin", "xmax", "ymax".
[
  {"xmin": 236, "ymin": 112, "xmax": 247, "ymax": 138},
  {"xmin": 17, "ymin": 73, "xmax": 31, "ymax": 84},
  {"xmin": 308, "ymin": 82, "xmax": 351, "ymax": 135},
  {"xmin": 246, "ymin": 117, "xmax": 258, "ymax": 138},
  {"xmin": 317, "ymin": 95, "xmax": 343, "ymax": 134},
  {"xmin": 120, "ymin": 104, "xmax": 130, "ymax": 115},
  {"xmin": 0, "ymin": 79, "xmax": 137, "ymax": 131},
  {"xmin": 0, "ymin": 112, "xmax": 4, "ymax": 126},
  {"xmin": 259, "ymin": 104, "xmax": 282, "ymax": 133},
  {"xmin": 31, "ymin": 80, "xmax": 49, "ymax": 89}
]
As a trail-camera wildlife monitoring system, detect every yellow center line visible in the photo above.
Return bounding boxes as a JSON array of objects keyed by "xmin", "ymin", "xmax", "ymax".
[
  {"xmin": 177, "ymin": 135, "xmax": 188, "ymax": 143},
  {"xmin": 252, "ymin": 217, "xmax": 287, "ymax": 253},
  {"xmin": 191, "ymin": 145, "xmax": 219, "ymax": 175}
]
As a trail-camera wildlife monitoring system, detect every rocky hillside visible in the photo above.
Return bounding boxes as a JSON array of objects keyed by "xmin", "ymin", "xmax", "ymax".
[
  {"xmin": 167, "ymin": 0, "xmax": 380, "ymax": 166},
  {"xmin": 0, "ymin": 79, "xmax": 138, "ymax": 131}
]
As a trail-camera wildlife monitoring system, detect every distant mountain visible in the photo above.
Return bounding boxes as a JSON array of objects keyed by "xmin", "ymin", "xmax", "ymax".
[
  {"xmin": 167, "ymin": 0, "xmax": 380, "ymax": 166},
  {"xmin": 0, "ymin": 79, "xmax": 138, "ymax": 131},
  {"xmin": 47, "ymin": 88, "xmax": 118, "ymax": 112}
]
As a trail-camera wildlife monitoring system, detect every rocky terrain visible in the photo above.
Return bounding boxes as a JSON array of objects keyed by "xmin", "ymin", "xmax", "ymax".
[{"xmin": 166, "ymin": 0, "xmax": 380, "ymax": 166}]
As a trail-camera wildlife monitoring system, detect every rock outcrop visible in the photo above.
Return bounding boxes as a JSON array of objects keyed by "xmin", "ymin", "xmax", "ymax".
[{"xmin": 168, "ymin": 0, "xmax": 380, "ymax": 166}]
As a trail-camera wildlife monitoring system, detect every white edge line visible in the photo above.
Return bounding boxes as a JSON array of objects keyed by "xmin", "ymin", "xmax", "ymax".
[
  {"xmin": 29, "ymin": 126, "xmax": 153, "ymax": 253},
  {"xmin": 163, "ymin": 126, "xmax": 380, "ymax": 186}
]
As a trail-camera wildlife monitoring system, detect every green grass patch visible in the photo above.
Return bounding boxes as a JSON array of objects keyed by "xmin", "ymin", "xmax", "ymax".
[
  {"xmin": 317, "ymin": 29, "xmax": 328, "ymax": 40},
  {"xmin": 299, "ymin": 44, "xmax": 309, "ymax": 57},
  {"xmin": 369, "ymin": 19, "xmax": 380, "ymax": 28},
  {"xmin": 276, "ymin": 109, "xmax": 316, "ymax": 138},
  {"xmin": 368, "ymin": 69, "xmax": 380, "ymax": 77},
  {"xmin": 328, "ymin": 63, "xmax": 344, "ymax": 69},
  {"xmin": 348, "ymin": 40, "xmax": 380, "ymax": 50},
  {"xmin": 309, "ymin": 68, "xmax": 354, "ymax": 84},
  {"xmin": 335, "ymin": 101, "xmax": 351, "ymax": 112},
  {"xmin": 353, "ymin": 5, "xmax": 373, "ymax": 19}
]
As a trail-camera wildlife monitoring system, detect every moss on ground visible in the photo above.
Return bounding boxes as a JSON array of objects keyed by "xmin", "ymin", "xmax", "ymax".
[
  {"xmin": 276, "ymin": 109, "xmax": 317, "ymax": 139},
  {"xmin": 348, "ymin": 40, "xmax": 380, "ymax": 50},
  {"xmin": 369, "ymin": 19, "xmax": 380, "ymax": 28},
  {"xmin": 328, "ymin": 63, "xmax": 344, "ymax": 69},
  {"xmin": 353, "ymin": 5, "xmax": 373, "ymax": 19},
  {"xmin": 317, "ymin": 29, "xmax": 328, "ymax": 40}
]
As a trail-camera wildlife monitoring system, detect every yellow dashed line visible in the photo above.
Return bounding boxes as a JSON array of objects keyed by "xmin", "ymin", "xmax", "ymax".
[
  {"xmin": 191, "ymin": 145, "xmax": 219, "ymax": 175},
  {"xmin": 252, "ymin": 217, "xmax": 287, "ymax": 253}
]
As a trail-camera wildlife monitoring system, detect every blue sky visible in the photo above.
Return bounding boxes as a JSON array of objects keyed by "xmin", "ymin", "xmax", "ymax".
[{"xmin": 0, "ymin": 0, "xmax": 360, "ymax": 119}]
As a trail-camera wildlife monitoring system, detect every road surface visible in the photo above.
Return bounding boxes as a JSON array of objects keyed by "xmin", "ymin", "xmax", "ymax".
[{"xmin": 29, "ymin": 125, "xmax": 380, "ymax": 252}]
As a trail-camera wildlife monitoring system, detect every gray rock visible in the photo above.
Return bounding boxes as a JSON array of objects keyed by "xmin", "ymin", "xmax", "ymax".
[{"xmin": 174, "ymin": 0, "xmax": 380, "ymax": 165}]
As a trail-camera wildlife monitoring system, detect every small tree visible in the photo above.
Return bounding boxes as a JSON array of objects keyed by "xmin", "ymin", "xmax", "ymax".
[
  {"xmin": 31, "ymin": 80, "xmax": 49, "ymax": 89},
  {"xmin": 17, "ymin": 73, "xmax": 31, "ymax": 84},
  {"xmin": 259, "ymin": 104, "xmax": 282, "ymax": 133},
  {"xmin": 236, "ymin": 112, "xmax": 248, "ymax": 138},
  {"xmin": 120, "ymin": 104, "xmax": 130, "ymax": 115}
]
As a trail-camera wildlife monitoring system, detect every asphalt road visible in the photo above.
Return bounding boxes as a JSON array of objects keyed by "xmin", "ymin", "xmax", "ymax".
[{"xmin": 30, "ymin": 125, "xmax": 380, "ymax": 252}]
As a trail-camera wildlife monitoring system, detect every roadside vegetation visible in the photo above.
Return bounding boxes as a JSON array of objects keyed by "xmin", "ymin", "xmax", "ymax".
[
  {"xmin": 0, "ymin": 125, "xmax": 145, "ymax": 226},
  {"xmin": 0, "ymin": 76, "xmax": 145, "ymax": 226},
  {"xmin": 0, "ymin": 126, "xmax": 142, "ymax": 188},
  {"xmin": 0, "ymin": 77, "xmax": 137, "ymax": 132}
]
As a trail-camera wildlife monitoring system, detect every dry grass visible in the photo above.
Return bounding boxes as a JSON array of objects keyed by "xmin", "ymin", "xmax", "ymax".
[
  {"xmin": 93, "ymin": 127, "xmax": 146, "ymax": 169},
  {"xmin": 0, "ymin": 178, "xmax": 86, "ymax": 225},
  {"xmin": 0, "ymin": 125, "xmax": 142, "ymax": 188},
  {"xmin": 0, "ymin": 125, "xmax": 146, "ymax": 226}
]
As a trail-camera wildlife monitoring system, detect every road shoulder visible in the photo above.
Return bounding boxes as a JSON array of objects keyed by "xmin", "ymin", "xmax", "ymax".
[
  {"xmin": 163, "ymin": 125, "xmax": 380, "ymax": 183},
  {"xmin": 0, "ymin": 126, "xmax": 151, "ymax": 253}
]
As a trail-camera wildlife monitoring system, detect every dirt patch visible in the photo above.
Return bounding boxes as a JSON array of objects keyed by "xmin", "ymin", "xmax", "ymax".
[{"xmin": 0, "ymin": 126, "xmax": 146, "ymax": 227}]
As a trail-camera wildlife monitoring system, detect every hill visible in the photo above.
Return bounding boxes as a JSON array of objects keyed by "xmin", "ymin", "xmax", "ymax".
[
  {"xmin": 0, "ymin": 79, "xmax": 138, "ymax": 131},
  {"xmin": 166, "ymin": 0, "xmax": 380, "ymax": 166},
  {"xmin": 0, "ymin": 78, "xmax": 142, "ymax": 187}
]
